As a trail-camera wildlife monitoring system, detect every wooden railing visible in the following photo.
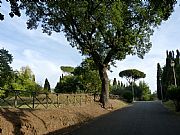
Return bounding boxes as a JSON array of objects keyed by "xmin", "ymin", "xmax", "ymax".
[{"xmin": 0, "ymin": 89, "xmax": 94, "ymax": 109}]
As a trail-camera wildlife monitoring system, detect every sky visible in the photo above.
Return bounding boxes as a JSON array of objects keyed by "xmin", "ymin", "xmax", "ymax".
[{"xmin": 0, "ymin": 1, "xmax": 180, "ymax": 92}]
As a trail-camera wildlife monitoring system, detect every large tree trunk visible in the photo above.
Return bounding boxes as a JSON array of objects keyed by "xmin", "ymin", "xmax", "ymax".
[{"xmin": 98, "ymin": 65, "xmax": 109, "ymax": 108}]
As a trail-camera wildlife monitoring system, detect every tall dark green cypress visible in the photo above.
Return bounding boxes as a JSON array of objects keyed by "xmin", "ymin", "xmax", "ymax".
[
  {"xmin": 113, "ymin": 78, "xmax": 117, "ymax": 86},
  {"xmin": 157, "ymin": 63, "xmax": 162, "ymax": 99},
  {"xmin": 175, "ymin": 50, "xmax": 180, "ymax": 86},
  {"xmin": 118, "ymin": 80, "xmax": 120, "ymax": 86},
  {"xmin": 161, "ymin": 51, "xmax": 170, "ymax": 99},
  {"xmin": 44, "ymin": 78, "xmax": 51, "ymax": 92},
  {"xmin": 160, "ymin": 50, "xmax": 180, "ymax": 99},
  {"xmin": 176, "ymin": 50, "xmax": 180, "ymax": 65}
]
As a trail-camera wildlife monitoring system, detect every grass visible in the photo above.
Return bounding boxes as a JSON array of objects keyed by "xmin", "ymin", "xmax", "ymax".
[{"xmin": 163, "ymin": 100, "xmax": 180, "ymax": 115}]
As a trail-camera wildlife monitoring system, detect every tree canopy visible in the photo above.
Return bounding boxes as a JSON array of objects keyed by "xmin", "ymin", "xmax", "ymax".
[
  {"xmin": 60, "ymin": 66, "xmax": 74, "ymax": 75},
  {"xmin": 0, "ymin": 48, "xmax": 13, "ymax": 88},
  {"xmin": 0, "ymin": 0, "xmax": 21, "ymax": 20},
  {"xmin": 73, "ymin": 58, "xmax": 101, "ymax": 93},
  {"xmin": 119, "ymin": 69, "xmax": 146, "ymax": 84},
  {"xmin": 11, "ymin": 66, "xmax": 41, "ymax": 91},
  {"xmin": 55, "ymin": 58, "xmax": 101, "ymax": 93},
  {"xmin": 0, "ymin": 48, "xmax": 42, "ymax": 96},
  {"xmin": 1, "ymin": 0, "xmax": 177, "ymax": 106}
]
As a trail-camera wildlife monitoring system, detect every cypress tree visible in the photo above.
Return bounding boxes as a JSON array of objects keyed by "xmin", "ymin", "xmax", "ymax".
[
  {"xmin": 44, "ymin": 78, "xmax": 51, "ymax": 92},
  {"xmin": 157, "ymin": 63, "xmax": 162, "ymax": 99},
  {"xmin": 176, "ymin": 50, "xmax": 180, "ymax": 65},
  {"xmin": 118, "ymin": 80, "xmax": 120, "ymax": 86},
  {"xmin": 121, "ymin": 82, "xmax": 124, "ymax": 87},
  {"xmin": 113, "ymin": 78, "xmax": 117, "ymax": 86}
]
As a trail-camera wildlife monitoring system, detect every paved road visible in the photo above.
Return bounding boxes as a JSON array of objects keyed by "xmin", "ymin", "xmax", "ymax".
[{"xmin": 68, "ymin": 101, "xmax": 180, "ymax": 135}]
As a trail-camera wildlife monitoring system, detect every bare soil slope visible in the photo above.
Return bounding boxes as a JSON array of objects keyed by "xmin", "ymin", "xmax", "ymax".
[{"xmin": 0, "ymin": 99, "xmax": 127, "ymax": 135}]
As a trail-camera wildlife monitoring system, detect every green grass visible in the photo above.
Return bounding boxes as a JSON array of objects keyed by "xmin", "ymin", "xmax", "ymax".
[{"xmin": 163, "ymin": 100, "xmax": 180, "ymax": 115}]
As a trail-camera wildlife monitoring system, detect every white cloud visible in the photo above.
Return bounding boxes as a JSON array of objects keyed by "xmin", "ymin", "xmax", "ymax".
[{"xmin": 12, "ymin": 49, "xmax": 62, "ymax": 88}]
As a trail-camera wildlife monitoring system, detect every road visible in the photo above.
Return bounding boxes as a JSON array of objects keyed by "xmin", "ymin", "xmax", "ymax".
[{"xmin": 68, "ymin": 101, "xmax": 180, "ymax": 135}]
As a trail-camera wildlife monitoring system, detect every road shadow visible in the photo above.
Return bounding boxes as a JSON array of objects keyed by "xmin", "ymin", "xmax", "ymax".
[{"xmin": 45, "ymin": 105, "xmax": 133, "ymax": 135}]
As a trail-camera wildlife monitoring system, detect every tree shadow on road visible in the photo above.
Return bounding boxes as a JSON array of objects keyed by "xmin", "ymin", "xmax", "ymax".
[{"xmin": 45, "ymin": 105, "xmax": 133, "ymax": 135}]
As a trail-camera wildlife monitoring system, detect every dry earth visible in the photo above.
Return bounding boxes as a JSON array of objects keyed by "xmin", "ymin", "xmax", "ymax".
[{"xmin": 0, "ymin": 99, "xmax": 128, "ymax": 135}]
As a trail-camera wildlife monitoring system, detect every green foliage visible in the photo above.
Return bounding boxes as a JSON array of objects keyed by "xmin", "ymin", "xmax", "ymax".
[
  {"xmin": 55, "ymin": 58, "xmax": 101, "ymax": 93},
  {"xmin": 60, "ymin": 66, "xmax": 74, "ymax": 75},
  {"xmin": 19, "ymin": 0, "xmax": 176, "ymax": 61},
  {"xmin": 110, "ymin": 85, "xmax": 126, "ymax": 96},
  {"xmin": 113, "ymin": 78, "xmax": 117, "ymax": 86},
  {"xmin": 0, "ymin": 48, "xmax": 13, "ymax": 89},
  {"xmin": 10, "ymin": 66, "xmax": 42, "ymax": 91},
  {"xmin": 0, "ymin": 48, "xmax": 42, "ymax": 97},
  {"xmin": 157, "ymin": 63, "xmax": 162, "ymax": 99},
  {"xmin": 158, "ymin": 50, "xmax": 180, "ymax": 100},
  {"xmin": 176, "ymin": 64, "xmax": 180, "ymax": 86},
  {"xmin": 11, "ymin": 0, "xmax": 176, "ymax": 105},
  {"xmin": 167, "ymin": 85, "xmax": 180, "ymax": 112},
  {"xmin": 138, "ymin": 81, "xmax": 151, "ymax": 101},
  {"xmin": 55, "ymin": 75, "xmax": 82, "ymax": 93},
  {"xmin": 167, "ymin": 85, "xmax": 180, "ymax": 100},
  {"xmin": 119, "ymin": 69, "xmax": 146, "ymax": 84},
  {"xmin": 73, "ymin": 58, "xmax": 101, "ymax": 93},
  {"xmin": 110, "ymin": 81, "xmax": 151, "ymax": 101},
  {"xmin": 0, "ymin": 0, "xmax": 21, "ymax": 20},
  {"xmin": 123, "ymin": 91, "xmax": 133, "ymax": 103},
  {"xmin": 44, "ymin": 78, "xmax": 51, "ymax": 92}
]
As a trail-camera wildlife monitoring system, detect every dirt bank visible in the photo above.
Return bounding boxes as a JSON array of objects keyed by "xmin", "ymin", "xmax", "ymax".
[{"xmin": 0, "ymin": 99, "xmax": 128, "ymax": 135}]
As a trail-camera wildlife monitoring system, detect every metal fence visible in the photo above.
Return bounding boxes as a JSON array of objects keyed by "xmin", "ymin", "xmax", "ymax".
[{"xmin": 0, "ymin": 90, "xmax": 95, "ymax": 109}]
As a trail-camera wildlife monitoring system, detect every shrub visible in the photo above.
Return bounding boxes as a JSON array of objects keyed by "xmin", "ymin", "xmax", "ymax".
[
  {"xmin": 123, "ymin": 91, "xmax": 133, "ymax": 103},
  {"xmin": 167, "ymin": 85, "xmax": 180, "ymax": 112},
  {"xmin": 110, "ymin": 85, "xmax": 125, "ymax": 96}
]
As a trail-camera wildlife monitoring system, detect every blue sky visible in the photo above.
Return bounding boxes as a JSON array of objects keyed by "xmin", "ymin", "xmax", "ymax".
[{"xmin": 0, "ymin": 1, "xmax": 180, "ymax": 92}]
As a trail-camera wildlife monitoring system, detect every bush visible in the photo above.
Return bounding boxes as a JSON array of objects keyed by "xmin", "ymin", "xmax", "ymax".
[
  {"xmin": 110, "ymin": 85, "xmax": 125, "ymax": 96},
  {"xmin": 123, "ymin": 91, "xmax": 133, "ymax": 103},
  {"xmin": 167, "ymin": 85, "xmax": 180, "ymax": 112}
]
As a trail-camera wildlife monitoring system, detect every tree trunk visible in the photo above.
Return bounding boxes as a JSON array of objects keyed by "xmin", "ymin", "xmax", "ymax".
[{"xmin": 98, "ymin": 65, "xmax": 109, "ymax": 108}]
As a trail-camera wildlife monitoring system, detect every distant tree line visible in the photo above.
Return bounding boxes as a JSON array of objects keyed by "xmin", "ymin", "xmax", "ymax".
[
  {"xmin": 111, "ymin": 69, "xmax": 153, "ymax": 102},
  {"xmin": 0, "ymin": 48, "xmax": 51, "ymax": 97},
  {"xmin": 0, "ymin": 47, "xmax": 154, "ymax": 104},
  {"xmin": 157, "ymin": 49, "xmax": 180, "ymax": 111}
]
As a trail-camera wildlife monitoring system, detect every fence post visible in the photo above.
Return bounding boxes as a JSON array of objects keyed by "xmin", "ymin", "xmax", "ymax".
[
  {"xmin": 32, "ymin": 92, "xmax": 35, "ymax": 109},
  {"xmin": 74, "ymin": 95, "xmax": 76, "ymax": 105},
  {"xmin": 85, "ymin": 95, "xmax": 87, "ymax": 104},
  {"xmin": 67, "ymin": 95, "xmax": 69, "ymax": 105},
  {"xmin": 80, "ymin": 95, "xmax": 82, "ymax": 106},
  {"xmin": 46, "ymin": 93, "xmax": 48, "ymax": 109},
  {"xmin": 93, "ymin": 93, "xmax": 96, "ymax": 101},
  {"xmin": 14, "ymin": 91, "xmax": 18, "ymax": 108},
  {"xmin": 56, "ymin": 93, "xmax": 59, "ymax": 108}
]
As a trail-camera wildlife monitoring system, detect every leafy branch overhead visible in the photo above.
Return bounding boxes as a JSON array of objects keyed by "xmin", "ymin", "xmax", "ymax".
[
  {"xmin": 0, "ymin": 0, "xmax": 173, "ymax": 63},
  {"xmin": 1, "ymin": 0, "xmax": 177, "ymax": 106}
]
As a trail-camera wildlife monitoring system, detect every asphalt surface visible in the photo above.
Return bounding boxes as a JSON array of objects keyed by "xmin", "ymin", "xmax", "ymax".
[{"xmin": 68, "ymin": 101, "xmax": 180, "ymax": 135}]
